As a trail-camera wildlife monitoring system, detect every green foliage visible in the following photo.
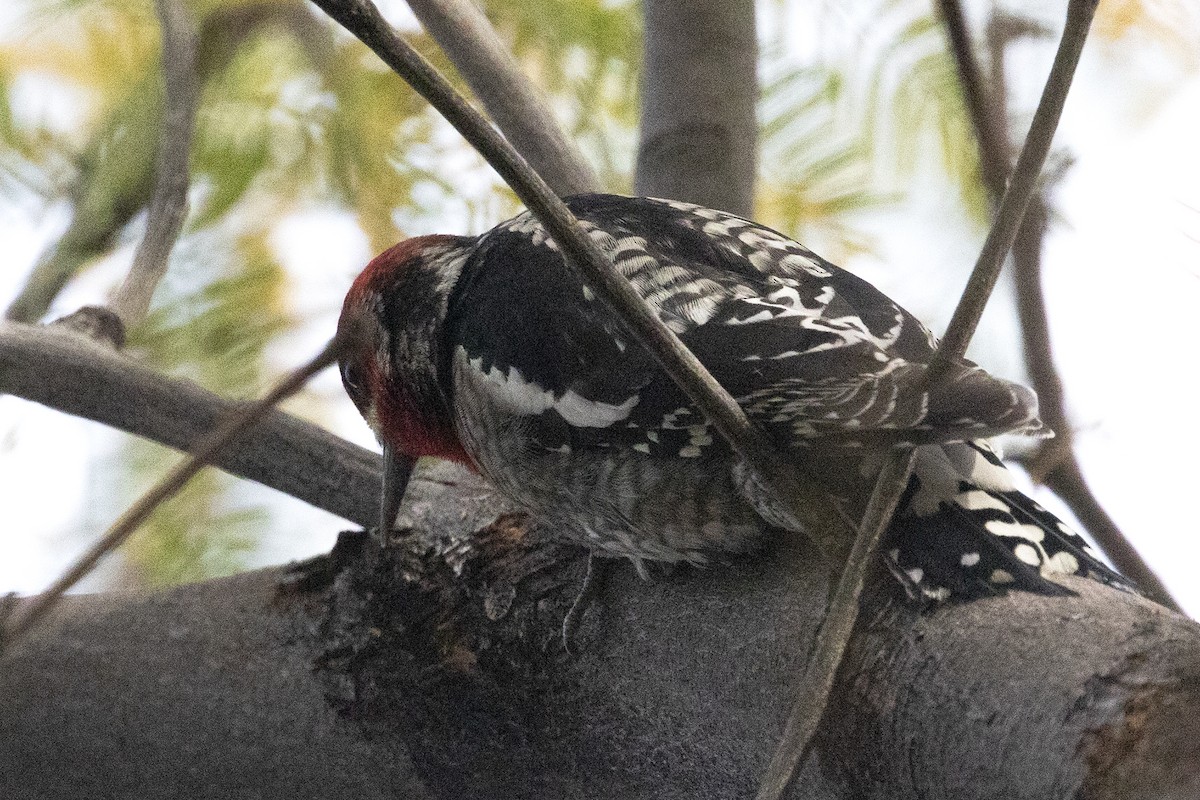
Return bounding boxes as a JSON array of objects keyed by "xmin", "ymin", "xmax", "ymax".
[
  {"xmin": 119, "ymin": 229, "xmax": 287, "ymax": 584},
  {"xmin": 70, "ymin": 73, "xmax": 162, "ymax": 244},
  {"xmin": 864, "ymin": 3, "xmax": 988, "ymax": 221},
  {"xmin": 118, "ymin": 458, "xmax": 260, "ymax": 588},
  {"xmin": 130, "ymin": 232, "xmax": 292, "ymax": 392},
  {"xmin": 757, "ymin": 58, "xmax": 893, "ymax": 260},
  {"xmin": 190, "ymin": 32, "xmax": 295, "ymax": 228},
  {"xmin": 482, "ymin": 0, "xmax": 641, "ymax": 191},
  {"xmin": 319, "ymin": 45, "xmax": 442, "ymax": 249},
  {"xmin": 0, "ymin": 65, "xmax": 64, "ymax": 197}
]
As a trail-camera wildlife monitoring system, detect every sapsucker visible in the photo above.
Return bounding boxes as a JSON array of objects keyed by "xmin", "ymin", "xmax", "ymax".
[{"xmin": 337, "ymin": 193, "xmax": 1129, "ymax": 601}]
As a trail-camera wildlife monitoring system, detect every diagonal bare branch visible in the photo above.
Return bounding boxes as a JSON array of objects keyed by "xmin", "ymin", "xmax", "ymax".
[
  {"xmin": 755, "ymin": 1, "xmax": 1104, "ymax": 796},
  {"xmin": 931, "ymin": 0, "xmax": 1098, "ymax": 370},
  {"xmin": 108, "ymin": 0, "xmax": 200, "ymax": 329},
  {"xmin": 936, "ymin": 0, "xmax": 1011, "ymax": 192},
  {"xmin": 754, "ymin": 448, "xmax": 917, "ymax": 800},
  {"xmin": 1012, "ymin": 206, "xmax": 1180, "ymax": 611},
  {"xmin": 936, "ymin": 0, "xmax": 1179, "ymax": 612}
]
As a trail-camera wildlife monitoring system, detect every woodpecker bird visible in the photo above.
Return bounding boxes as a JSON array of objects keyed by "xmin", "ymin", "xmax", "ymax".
[{"xmin": 338, "ymin": 193, "xmax": 1128, "ymax": 601}]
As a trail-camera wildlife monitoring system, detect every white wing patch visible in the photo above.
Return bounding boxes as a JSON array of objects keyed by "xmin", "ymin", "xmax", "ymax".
[
  {"xmin": 1045, "ymin": 551, "xmax": 1080, "ymax": 574},
  {"xmin": 556, "ymin": 389, "xmax": 641, "ymax": 427},
  {"xmin": 463, "ymin": 349, "xmax": 639, "ymax": 427},
  {"xmin": 984, "ymin": 518, "xmax": 1081, "ymax": 579},
  {"xmin": 985, "ymin": 519, "xmax": 1045, "ymax": 543},
  {"xmin": 958, "ymin": 490, "xmax": 1012, "ymax": 513}
]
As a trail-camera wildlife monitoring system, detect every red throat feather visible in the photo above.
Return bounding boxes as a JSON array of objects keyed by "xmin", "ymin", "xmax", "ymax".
[
  {"xmin": 367, "ymin": 353, "xmax": 473, "ymax": 467},
  {"xmin": 344, "ymin": 234, "xmax": 474, "ymax": 469}
]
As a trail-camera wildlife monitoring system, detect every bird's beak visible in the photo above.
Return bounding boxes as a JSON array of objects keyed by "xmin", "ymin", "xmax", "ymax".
[{"xmin": 379, "ymin": 444, "xmax": 414, "ymax": 539}]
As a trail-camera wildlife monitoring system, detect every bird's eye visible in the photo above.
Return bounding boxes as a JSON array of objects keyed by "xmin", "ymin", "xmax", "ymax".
[{"xmin": 341, "ymin": 361, "xmax": 363, "ymax": 393}]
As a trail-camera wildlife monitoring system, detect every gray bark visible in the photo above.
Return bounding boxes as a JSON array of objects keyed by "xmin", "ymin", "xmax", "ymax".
[
  {"xmin": 2, "ymin": 465, "xmax": 1197, "ymax": 799},
  {"xmin": 107, "ymin": 0, "xmax": 198, "ymax": 329},
  {"xmin": 635, "ymin": 0, "xmax": 757, "ymax": 216}
]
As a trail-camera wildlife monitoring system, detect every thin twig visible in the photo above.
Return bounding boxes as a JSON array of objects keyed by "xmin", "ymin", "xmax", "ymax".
[
  {"xmin": 1041, "ymin": 460, "xmax": 1179, "ymax": 609},
  {"xmin": 754, "ymin": 1, "xmax": 1102, "ymax": 796},
  {"xmin": 1012, "ymin": 211, "xmax": 1180, "ymax": 610},
  {"xmin": 932, "ymin": 0, "xmax": 1098, "ymax": 373},
  {"xmin": 936, "ymin": 0, "xmax": 1010, "ymax": 191},
  {"xmin": 753, "ymin": 449, "xmax": 916, "ymax": 800},
  {"xmin": 939, "ymin": 0, "xmax": 1180, "ymax": 611},
  {"xmin": 405, "ymin": 0, "xmax": 599, "ymax": 196},
  {"xmin": 109, "ymin": 0, "xmax": 200, "ymax": 328},
  {"xmin": 0, "ymin": 323, "xmax": 363, "ymax": 653},
  {"xmin": 310, "ymin": 0, "xmax": 856, "ymax": 559}
]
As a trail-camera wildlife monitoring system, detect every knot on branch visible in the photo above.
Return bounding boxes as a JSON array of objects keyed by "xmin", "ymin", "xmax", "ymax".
[
  {"xmin": 301, "ymin": 513, "xmax": 588, "ymax": 701},
  {"xmin": 49, "ymin": 305, "xmax": 126, "ymax": 348}
]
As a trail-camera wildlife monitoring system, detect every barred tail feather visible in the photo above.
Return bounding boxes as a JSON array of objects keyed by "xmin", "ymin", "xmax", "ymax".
[
  {"xmin": 995, "ymin": 488, "xmax": 1129, "ymax": 589},
  {"xmin": 884, "ymin": 442, "xmax": 1136, "ymax": 602}
]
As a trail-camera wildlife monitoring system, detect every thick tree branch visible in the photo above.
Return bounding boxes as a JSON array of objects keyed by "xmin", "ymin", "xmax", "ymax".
[
  {"xmin": 1, "ymin": 325, "xmax": 364, "ymax": 649},
  {"xmin": 108, "ymin": 0, "xmax": 200, "ymax": 329},
  {"xmin": 635, "ymin": 0, "xmax": 758, "ymax": 216},
  {"xmin": 936, "ymin": 0, "xmax": 1179, "ymax": 611},
  {"xmin": 1, "ymin": 477, "xmax": 1197, "ymax": 799},
  {"xmin": 309, "ymin": 0, "xmax": 856, "ymax": 559},
  {"xmin": 0, "ymin": 322, "xmax": 382, "ymax": 527},
  {"xmin": 405, "ymin": 0, "xmax": 600, "ymax": 196}
]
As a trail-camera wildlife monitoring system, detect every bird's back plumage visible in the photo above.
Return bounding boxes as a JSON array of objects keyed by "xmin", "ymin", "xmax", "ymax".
[{"xmin": 356, "ymin": 194, "xmax": 1131, "ymax": 600}]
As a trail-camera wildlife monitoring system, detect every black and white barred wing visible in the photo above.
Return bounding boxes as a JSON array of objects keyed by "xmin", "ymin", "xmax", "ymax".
[
  {"xmin": 447, "ymin": 193, "xmax": 1131, "ymax": 601},
  {"xmin": 633, "ymin": 195, "xmax": 1045, "ymax": 447},
  {"xmin": 447, "ymin": 217, "xmax": 664, "ymax": 454},
  {"xmin": 452, "ymin": 194, "xmax": 1043, "ymax": 458}
]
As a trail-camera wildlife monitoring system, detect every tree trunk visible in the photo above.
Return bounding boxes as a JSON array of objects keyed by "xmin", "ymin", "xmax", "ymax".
[{"xmin": 635, "ymin": 0, "xmax": 758, "ymax": 216}]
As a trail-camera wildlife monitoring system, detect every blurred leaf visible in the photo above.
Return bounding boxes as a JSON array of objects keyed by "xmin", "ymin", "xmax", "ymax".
[
  {"xmin": 120, "ymin": 458, "xmax": 259, "ymax": 587},
  {"xmin": 1095, "ymin": 0, "xmax": 1200, "ymax": 67},
  {"xmin": 70, "ymin": 72, "xmax": 163, "ymax": 241},
  {"xmin": 481, "ymin": 0, "xmax": 641, "ymax": 191},
  {"xmin": 130, "ymin": 229, "xmax": 292, "ymax": 392},
  {"xmin": 319, "ymin": 43, "xmax": 432, "ymax": 249},
  {"xmin": 8, "ymin": 0, "xmax": 158, "ymax": 125},
  {"xmin": 757, "ymin": 55, "xmax": 894, "ymax": 260},
  {"xmin": 859, "ymin": 1, "xmax": 987, "ymax": 221}
]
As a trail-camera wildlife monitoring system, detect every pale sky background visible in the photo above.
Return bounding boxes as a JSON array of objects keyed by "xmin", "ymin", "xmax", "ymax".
[{"xmin": 2, "ymin": 1, "xmax": 1199, "ymax": 613}]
